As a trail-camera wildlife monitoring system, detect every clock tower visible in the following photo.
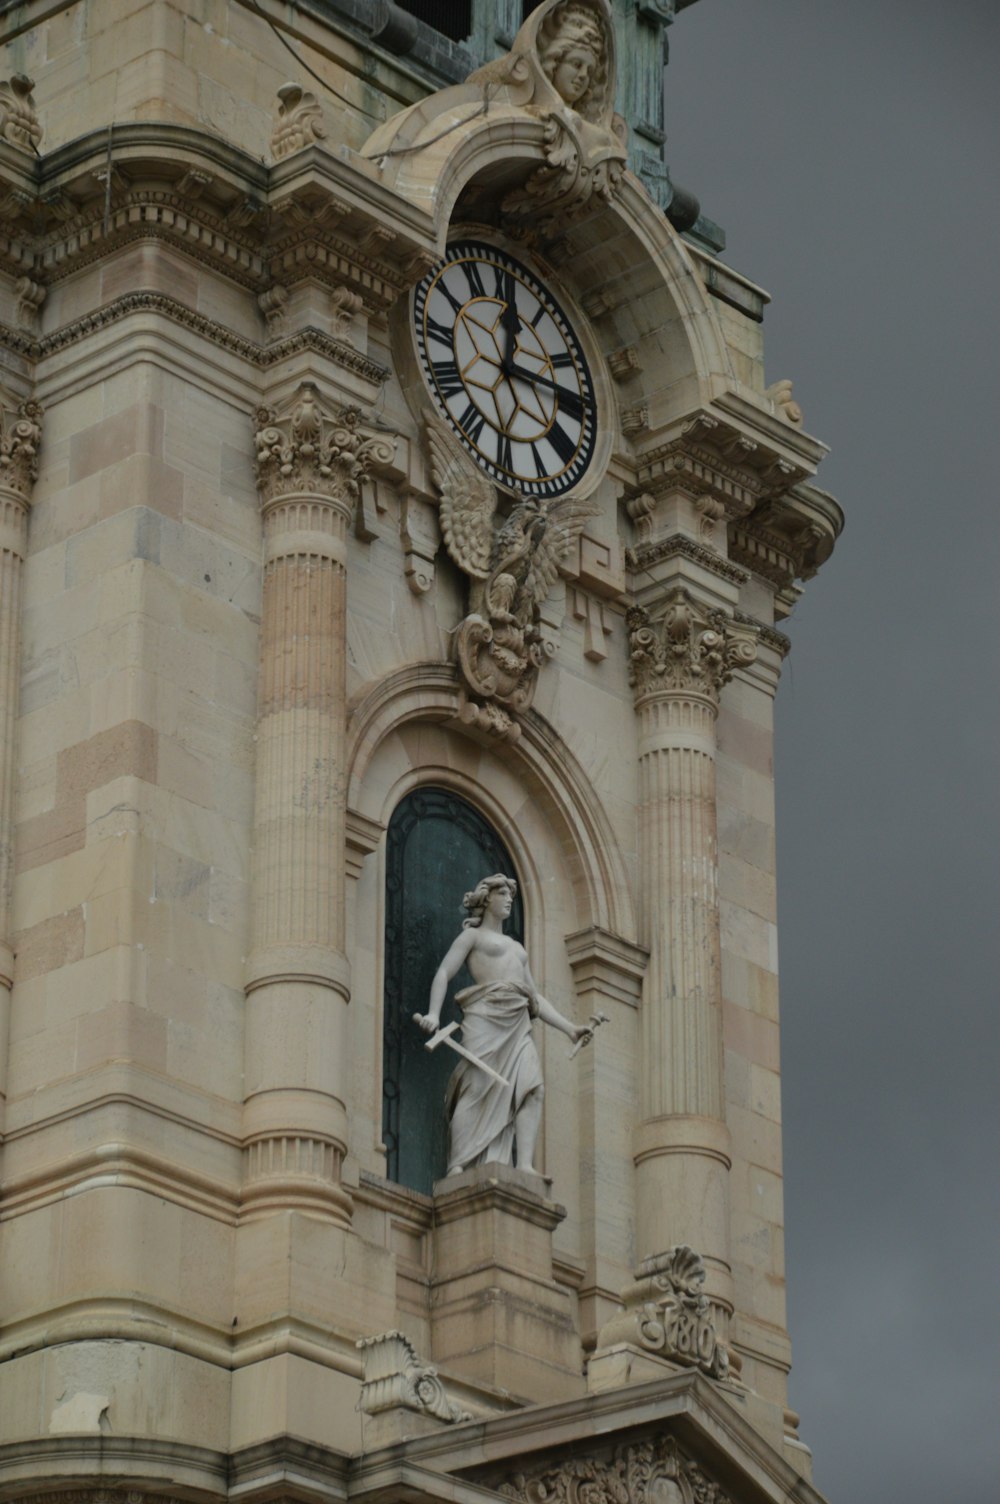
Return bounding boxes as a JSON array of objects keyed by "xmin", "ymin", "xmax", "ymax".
[{"xmin": 0, "ymin": 4, "xmax": 841, "ymax": 1504}]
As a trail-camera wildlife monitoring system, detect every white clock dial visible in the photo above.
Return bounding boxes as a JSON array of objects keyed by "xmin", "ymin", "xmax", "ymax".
[{"xmin": 414, "ymin": 241, "xmax": 596, "ymax": 497}]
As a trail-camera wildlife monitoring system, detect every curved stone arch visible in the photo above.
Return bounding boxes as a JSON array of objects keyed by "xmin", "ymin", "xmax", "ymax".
[
  {"xmin": 346, "ymin": 663, "xmax": 637, "ymax": 943},
  {"xmin": 366, "ymin": 108, "xmax": 736, "ymax": 410}
]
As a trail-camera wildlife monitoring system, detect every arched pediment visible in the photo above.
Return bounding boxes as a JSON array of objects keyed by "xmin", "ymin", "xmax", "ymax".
[
  {"xmin": 346, "ymin": 663, "xmax": 637, "ymax": 944},
  {"xmin": 359, "ymin": 0, "xmax": 736, "ymax": 412}
]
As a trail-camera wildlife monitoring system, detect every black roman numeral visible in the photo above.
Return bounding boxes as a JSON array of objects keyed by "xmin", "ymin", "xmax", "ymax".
[
  {"xmin": 425, "ymin": 315, "xmax": 454, "ymax": 347},
  {"xmin": 551, "ymin": 351, "xmax": 574, "ymax": 369},
  {"xmin": 437, "ymin": 278, "xmax": 464, "ymax": 314},
  {"xmin": 497, "ymin": 433, "xmax": 514, "ymax": 474},
  {"xmin": 457, "ymin": 401, "xmax": 486, "ymax": 446},
  {"xmin": 433, "ymin": 360, "xmax": 464, "ymax": 400},
  {"xmin": 549, "ymin": 420, "xmax": 578, "ymax": 465},
  {"xmin": 464, "ymin": 259, "xmax": 487, "ymax": 298},
  {"xmin": 531, "ymin": 444, "xmax": 548, "ymax": 479}
]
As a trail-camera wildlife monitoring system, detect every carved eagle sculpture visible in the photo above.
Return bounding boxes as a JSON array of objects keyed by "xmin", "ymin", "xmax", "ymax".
[{"xmin": 426, "ymin": 421, "xmax": 599, "ymax": 630}]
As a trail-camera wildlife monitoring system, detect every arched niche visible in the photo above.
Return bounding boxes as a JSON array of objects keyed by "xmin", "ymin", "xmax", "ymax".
[
  {"xmin": 382, "ymin": 786, "xmax": 524, "ymax": 1195},
  {"xmin": 345, "ymin": 665, "xmax": 637, "ymax": 1201}
]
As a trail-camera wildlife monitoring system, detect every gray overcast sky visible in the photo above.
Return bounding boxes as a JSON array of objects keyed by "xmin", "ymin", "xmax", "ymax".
[{"xmin": 664, "ymin": 2, "xmax": 1000, "ymax": 1499}]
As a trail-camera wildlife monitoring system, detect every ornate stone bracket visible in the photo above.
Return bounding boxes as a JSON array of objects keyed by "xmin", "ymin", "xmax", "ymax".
[
  {"xmin": 495, "ymin": 1431, "xmax": 732, "ymax": 1504},
  {"xmin": 356, "ymin": 1331, "xmax": 470, "ymax": 1424},
  {"xmin": 0, "ymin": 76, "xmax": 41, "ymax": 155},
  {"xmin": 596, "ymin": 1247, "xmax": 730, "ymax": 1382},
  {"xmin": 626, "ymin": 590, "xmax": 756, "ymax": 705},
  {"xmin": 271, "ymin": 83, "xmax": 326, "ymax": 160}
]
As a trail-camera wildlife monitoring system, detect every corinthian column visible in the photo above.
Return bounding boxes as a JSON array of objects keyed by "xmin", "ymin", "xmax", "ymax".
[
  {"xmin": 627, "ymin": 589, "xmax": 756, "ymax": 1338},
  {"xmin": 243, "ymin": 382, "xmax": 393, "ymax": 1225},
  {"xmin": 0, "ymin": 395, "xmax": 42, "ymax": 1137}
]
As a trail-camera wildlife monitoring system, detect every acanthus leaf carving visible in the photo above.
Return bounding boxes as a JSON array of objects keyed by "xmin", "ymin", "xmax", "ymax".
[
  {"xmin": 356, "ymin": 1330, "xmax": 470, "ymax": 1425},
  {"xmin": 0, "ymin": 394, "xmax": 43, "ymax": 501},
  {"xmin": 426, "ymin": 420, "xmax": 598, "ymax": 742},
  {"xmin": 501, "ymin": 112, "xmax": 625, "ymax": 240},
  {"xmin": 254, "ymin": 382, "xmax": 395, "ymax": 508},
  {"xmin": 626, "ymin": 590, "xmax": 756, "ymax": 704}
]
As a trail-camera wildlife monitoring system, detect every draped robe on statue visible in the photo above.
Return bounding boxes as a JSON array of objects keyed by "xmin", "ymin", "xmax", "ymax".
[{"xmin": 445, "ymin": 980, "xmax": 543, "ymax": 1170}]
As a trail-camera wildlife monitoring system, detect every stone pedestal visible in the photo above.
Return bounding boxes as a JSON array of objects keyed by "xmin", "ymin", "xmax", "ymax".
[{"xmin": 430, "ymin": 1165, "xmax": 583, "ymax": 1400}]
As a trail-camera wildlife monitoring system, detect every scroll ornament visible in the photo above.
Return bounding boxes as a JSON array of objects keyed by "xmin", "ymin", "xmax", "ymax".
[
  {"xmin": 426, "ymin": 422, "xmax": 598, "ymax": 741},
  {"xmin": 356, "ymin": 1330, "xmax": 470, "ymax": 1425},
  {"xmin": 598, "ymin": 1246, "xmax": 730, "ymax": 1383},
  {"xmin": 626, "ymin": 591, "xmax": 757, "ymax": 704},
  {"xmin": 254, "ymin": 383, "xmax": 395, "ymax": 507},
  {"xmin": 498, "ymin": 1433, "xmax": 731, "ymax": 1504},
  {"xmin": 0, "ymin": 75, "xmax": 42, "ymax": 154},
  {"xmin": 271, "ymin": 82, "xmax": 326, "ymax": 160},
  {"xmin": 0, "ymin": 396, "xmax": 43, "ymax": 501}
]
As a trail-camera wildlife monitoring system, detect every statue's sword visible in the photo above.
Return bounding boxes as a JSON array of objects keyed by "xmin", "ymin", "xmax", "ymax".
[{"xmin": 412, "ymin": 1015, "xmax": 511, "ymax": 1087}]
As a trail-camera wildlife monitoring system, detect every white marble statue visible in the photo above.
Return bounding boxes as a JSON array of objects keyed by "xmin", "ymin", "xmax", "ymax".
[{"xmin": 414, "ymin": 874, "xmax": 591, "ymax": 1176}]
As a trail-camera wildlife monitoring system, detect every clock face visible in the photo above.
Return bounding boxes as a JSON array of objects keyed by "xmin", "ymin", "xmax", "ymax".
[{"xmin": 414, "ymin": 240, "xmax": 596, "ymax": 497}]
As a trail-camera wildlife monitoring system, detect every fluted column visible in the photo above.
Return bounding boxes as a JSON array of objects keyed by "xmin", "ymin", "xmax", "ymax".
[
  {"xmin": 242, "ymin": 382, "xmax": 393, "ymax": 1225},
  {"xmin": 0, "ymin": 395, "xmax": 42, "ymax": 1142},
  {"xmin": 627, "ymin": 589, "xmax": 756, "ymax": 1327}
]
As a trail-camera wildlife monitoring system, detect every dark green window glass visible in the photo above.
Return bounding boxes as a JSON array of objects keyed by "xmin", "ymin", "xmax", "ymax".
[{"xmin": 382, "ymin": 787, "xmax": 522, "ymax": 1195}]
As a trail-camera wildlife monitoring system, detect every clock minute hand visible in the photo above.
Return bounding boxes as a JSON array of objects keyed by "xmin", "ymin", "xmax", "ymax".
[{"xmin": 509, "ymin": 363, "xmax": 590, "ymax": 418}]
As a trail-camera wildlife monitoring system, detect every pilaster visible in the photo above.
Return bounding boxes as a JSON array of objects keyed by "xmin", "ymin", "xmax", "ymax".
[
  {"xmin": 0, "ymin": 393, "xmax": 41, "ymax": 1143},
  {"xmin": 242, "ymin": 383, "xmax": 395, "ymax": 1226}
]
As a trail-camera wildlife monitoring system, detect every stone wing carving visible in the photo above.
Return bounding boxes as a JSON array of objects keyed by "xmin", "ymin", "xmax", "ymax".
[
  {"xmin": 521, "ymin": 490, "xmax": 600, "ymax": 618},
  {"xmin": 426, "ymin": 422, "xmax": 497, "ymax": 612},
  {"xmin": 424, "ymin": 420, "xmax": 601, "ymax": 743}
]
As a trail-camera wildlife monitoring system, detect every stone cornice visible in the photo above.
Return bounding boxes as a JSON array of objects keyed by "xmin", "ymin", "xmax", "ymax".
[
  {"xmin": 0, "ymin": 297, "xmax": 388, "ymax": 385},
  {"xmin": 626, "ymin": 534, "xmax": 749, "ymax": 587},
  {"xmin": 627, "ymin": 406, "xmax": 820, "ymax": 527},
  {"xmin": 732, "ymin": 609, "xmax": 790, "ymax": 660},
  {"xmin": 0, "ymin": 123, "xmax": 437, "ymax": 306},
  {"xmin": 728, "ymin": 481, "xmax": 843, "ymax": 599}
]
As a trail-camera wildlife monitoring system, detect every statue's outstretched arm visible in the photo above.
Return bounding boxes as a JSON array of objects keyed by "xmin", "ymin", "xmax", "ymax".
[{"xmin": 525, "ymin": 966, "xmax": 589, "ymax": 1042}]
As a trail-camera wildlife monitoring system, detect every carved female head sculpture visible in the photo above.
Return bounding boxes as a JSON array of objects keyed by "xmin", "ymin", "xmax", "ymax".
[
  {"xmin": 462, "ymin": 874, "xmax": 517, "ymax": 928},
  {"xmin": 537, "ymin": 1, "xmax": 608, "ymax": 120}
]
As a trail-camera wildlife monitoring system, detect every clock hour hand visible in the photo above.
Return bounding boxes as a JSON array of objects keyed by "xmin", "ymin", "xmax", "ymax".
[{"xmin": 508, "ymin": 363, "xmax": 590, "ymax": 420}]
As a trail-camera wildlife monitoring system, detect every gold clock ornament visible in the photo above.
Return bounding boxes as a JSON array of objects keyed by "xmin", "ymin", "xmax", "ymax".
[{"xmin": 414, "ymin": 240, "xmax": 597, "ymax": 498}]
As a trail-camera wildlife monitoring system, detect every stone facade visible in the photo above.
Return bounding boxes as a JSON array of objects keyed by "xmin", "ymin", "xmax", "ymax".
[{"xmin": 0, "ymin": 4, "xmax": 841, "ymax": 1504}]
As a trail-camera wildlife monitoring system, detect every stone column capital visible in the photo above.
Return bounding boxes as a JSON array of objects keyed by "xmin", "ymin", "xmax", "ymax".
[
  {"xmin": 0, "ymin": 395, "xmax": 43, "ymax": 506},
  {"xmin": 626, "ymin": 589, "xmax": 757, "ymax": 707},
  {"xmin": 253, "ymin": 381, "xmax": 395, "ymax": 511}
]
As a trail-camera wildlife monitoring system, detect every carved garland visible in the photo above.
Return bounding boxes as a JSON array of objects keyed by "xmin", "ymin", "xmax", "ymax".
[{"xmin": 497, "ymin": 1433, "xmax": 732, "ymax": 1504}]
